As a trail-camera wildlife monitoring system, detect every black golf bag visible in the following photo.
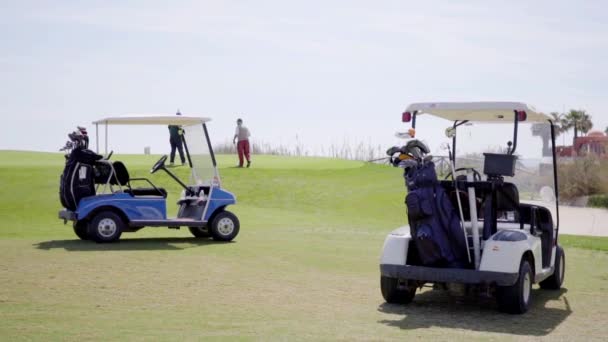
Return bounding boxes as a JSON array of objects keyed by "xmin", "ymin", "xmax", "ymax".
[
  {"xmin": 59, "ymin": 148, "xmax": 103, "ymax": 210},
  {"xmin": 404, "ymin": 162, "xmax": 469, "ymax": 268}
]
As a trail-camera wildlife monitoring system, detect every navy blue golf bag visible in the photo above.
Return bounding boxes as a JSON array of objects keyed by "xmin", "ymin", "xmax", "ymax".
[
  {"xmin": 404, "ymin": 162, "xmax": 468, "ymax": 268},
  {"xmin": 59, "ymin": 148, "xmax": 103, "ymax": 210}
]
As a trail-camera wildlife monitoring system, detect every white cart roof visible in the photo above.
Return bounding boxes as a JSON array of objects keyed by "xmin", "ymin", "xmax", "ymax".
[
  {"xmin": 405, "ymin": 102, "xmax": 551, "ymax": 123},
  {"xmin": 93, "ymin": 114, "xmax": 211, "ymax": 126}
]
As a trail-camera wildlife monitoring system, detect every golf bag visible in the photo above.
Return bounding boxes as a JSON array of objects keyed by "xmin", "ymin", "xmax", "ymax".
[
  {"xmin": 59, "ymin": 148, "xmax": 103, "ymax": 210},
  {"xmin": 404, "ymin": 161, "xmax": 468, "ymax": 268}
]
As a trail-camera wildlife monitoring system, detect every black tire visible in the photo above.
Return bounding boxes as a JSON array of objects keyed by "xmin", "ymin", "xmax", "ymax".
[
  {"xmin": 540, "ymin": 246, "xmax": 565, "ymax": 290},
  {"xmin": 209, "ymin": 211, "xmax": 239, "ymax": 242},
  {"xmin": 188, "ymin": 226, "xmax": 211, "ymax": 238},
  {"xmin": 496, "ymin": 258, "xmax": 533, "ymax": 314},
  {"xmin": 73, "ymin": 221, "xmax": 89, "ymax": 240},
  {"xmin": 380, "ymin": 276, "xmax": 416, "ymax": 304},
  {"xmin": 87, "ymin": 211, "xmax": 124, "ymax": 243}
]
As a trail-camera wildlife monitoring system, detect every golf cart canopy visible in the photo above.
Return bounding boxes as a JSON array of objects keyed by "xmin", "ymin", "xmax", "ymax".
[
  {"xmin": 93, "ymin": 115, "xmax": 211, "ymax": 126},
  {"xmin": 405, "ymin": 102, "xmax": 551, "ymax": 123},
  {"xmin": 92, "ymin": 114, "xmax": 219, "ymax": 187}
]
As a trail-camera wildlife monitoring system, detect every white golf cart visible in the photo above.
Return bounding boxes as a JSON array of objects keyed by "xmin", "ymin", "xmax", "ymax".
[{"xmin": 380, "ymin": 102, "xmax": 565, "ymax": 314}]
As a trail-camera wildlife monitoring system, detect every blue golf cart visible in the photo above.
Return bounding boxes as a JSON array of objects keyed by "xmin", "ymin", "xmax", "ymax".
[{"xmin": 58, "ymin": 115, "xmax": 239, "ymax": 243}]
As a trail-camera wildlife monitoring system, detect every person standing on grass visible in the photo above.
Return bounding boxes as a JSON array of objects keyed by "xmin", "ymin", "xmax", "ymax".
[
  {"xmin": 233, "ymin": 118, "xmax": 251, "ymax": 167},
  {"xmin": 168, "ymin": 110, "xmax": 186, "ymax": 166}
]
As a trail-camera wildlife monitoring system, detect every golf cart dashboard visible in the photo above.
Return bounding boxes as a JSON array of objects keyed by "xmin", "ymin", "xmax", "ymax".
[{"xmin": 181, "ymin": 185, "xmax": 211, "ymax": 199}]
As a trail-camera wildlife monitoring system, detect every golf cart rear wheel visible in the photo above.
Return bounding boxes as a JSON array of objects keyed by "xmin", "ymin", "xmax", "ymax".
[
  {"xmin": 188, "ymin": 226, "xmax": 210, "ymax": 238},
  {"xmin": 540, "ymin": 246, "xmax": 565, "ymax": 290},
  {"xmin": 380, "ymin": 276, "xmax": 416, "ymax": 304},
  {"xmin": 210, "ymin": 211, "xmax": 239, "ymax": 242},
  {"xmin": 73, "ymin": 221, "xmax": 89, "ymax": 240},
  {"xmin": 87, "ymin": 211, "xmax": 124, "ymax": 243},
  {"xmin": 496, "ymin": 259, "xmax": 533, "ymax": 314}
]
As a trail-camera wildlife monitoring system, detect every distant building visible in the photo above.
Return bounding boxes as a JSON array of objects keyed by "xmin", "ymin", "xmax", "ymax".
[{"xmin": 557, "ymin": 131, "xmax": 608, "ymax": 158}]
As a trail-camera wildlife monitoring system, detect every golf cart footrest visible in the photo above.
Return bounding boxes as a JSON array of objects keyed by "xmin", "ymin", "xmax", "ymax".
[
  {"xmin": 58, "ymin": 209, "xmax": 76, "ymax": 222},
  {"xmin": 380, "ymin": 264, "xmax": 518, "ymax": 286},
  {"xmin": 129, "ymin": 219, "xmax": 206, "ymax": 228}
]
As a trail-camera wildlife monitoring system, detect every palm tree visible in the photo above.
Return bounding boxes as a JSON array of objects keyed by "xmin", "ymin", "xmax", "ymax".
[
  {"xmin": 532, "ymin": 112, "xmax": 567, "ymax": 156},
  {"xmin": 548, "ymin": 112, "xmax": 568, "ymax": 136},
  {"xmin": 578, "ymin": 112, "xmax": 593, "ymax": 136},
  {"xmin": 564, "ymin": 109, "xmax": 593, "ymax": 139}
]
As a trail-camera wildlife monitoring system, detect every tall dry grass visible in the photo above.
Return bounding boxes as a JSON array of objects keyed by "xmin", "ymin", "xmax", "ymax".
[
  {"xmin": 557, "ymin": 156, "xmax": 608, "ymax": 201},
  {"xmin": 214, "ymin": 137, "xmax": 385, "ymax": 161}
]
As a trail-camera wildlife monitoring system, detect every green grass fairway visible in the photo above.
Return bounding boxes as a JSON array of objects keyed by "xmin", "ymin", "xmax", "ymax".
[{"xmin": 1, "ymin": 151, "xmax": 607, "ymax": 340}]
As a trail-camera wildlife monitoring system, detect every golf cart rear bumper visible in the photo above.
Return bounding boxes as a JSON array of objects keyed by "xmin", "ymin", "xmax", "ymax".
[
  {"xmin": 380, "ymin": 264, "xmax": 518, "ymax": 286},
  {"xmin": 58, "ymin": 209, "xmax": 76, "ymax": 223}
]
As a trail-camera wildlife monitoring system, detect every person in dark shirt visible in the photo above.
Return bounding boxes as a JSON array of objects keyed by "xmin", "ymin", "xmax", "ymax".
[{"xmin": 168, "ymin": 111, "xmax": 185, "ymax": 166}]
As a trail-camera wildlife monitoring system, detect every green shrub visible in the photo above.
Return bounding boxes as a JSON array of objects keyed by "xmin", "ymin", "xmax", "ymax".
[
  {"xmin": 558, "ymin": 156, "xmax": 608, "ymax": 201},
  {"xmin": 588, "ymin": 194, "xmax": 608, "ymax": 209}
]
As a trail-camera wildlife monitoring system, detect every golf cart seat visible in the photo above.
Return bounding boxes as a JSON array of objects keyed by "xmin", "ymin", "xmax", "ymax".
[
  {"xmin": 111, "ymin": 161, "xmax": 167, "ymax": 198},
  {"xmin": 495, "ymin": 182, "xmax": 520, "ymax": 212}
]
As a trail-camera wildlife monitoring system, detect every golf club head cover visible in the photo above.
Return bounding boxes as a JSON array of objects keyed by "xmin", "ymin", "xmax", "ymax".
[
  {"xmin": 403, "ymin": 139, "xmax": 430, "ymax": 155},
  {"xmin": 386, "ymin": 146, "xmax": 401, "ymax": 156}
]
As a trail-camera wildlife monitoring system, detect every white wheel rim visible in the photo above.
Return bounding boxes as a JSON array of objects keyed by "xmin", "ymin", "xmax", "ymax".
[
  {"xmin": 523, "ymin": 272, "xmax": 531, "ymax": 303},
  {"xmin": 217, "ymin": 217, "xmax": 234, "ymax": 236},
  {"xmin": 98, "ymin": 218, "xmax": 117, "ymax": 238}
]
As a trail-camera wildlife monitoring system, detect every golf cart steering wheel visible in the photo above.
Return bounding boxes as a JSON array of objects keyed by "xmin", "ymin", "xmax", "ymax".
[
  {"xmin": 444, "ymin": 167, "xmax": 482, "ymax": 182},
  {"xmin": 151, "ymin": 155, "xmax": 168, "ymax": 174}
]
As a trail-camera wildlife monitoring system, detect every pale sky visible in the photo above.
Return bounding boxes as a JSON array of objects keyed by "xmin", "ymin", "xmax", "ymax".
[{"xmin": 1, "ymin": 0, "xmax": 606, "ymax": 158}]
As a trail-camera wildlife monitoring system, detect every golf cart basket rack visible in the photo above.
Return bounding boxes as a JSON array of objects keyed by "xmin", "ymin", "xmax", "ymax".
[{"xmin": 483, "ymin": 153, "xmax": 516, "ymax": 178}]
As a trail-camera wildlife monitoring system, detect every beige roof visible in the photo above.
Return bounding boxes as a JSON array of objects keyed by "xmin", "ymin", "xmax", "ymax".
[
  {"xmin": 405, "ymin": 102, "xmax": 552, "ymax": 123},
  {"xmin": 93, "ymin": 114, "xmax": 210, "ymax": 126}
]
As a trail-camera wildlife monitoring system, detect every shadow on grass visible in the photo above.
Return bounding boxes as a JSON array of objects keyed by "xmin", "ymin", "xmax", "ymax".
[
  {"xmin": 378, "ymin": 288, "xmax": 571, "ymax": 336},
  {"xmin": 33, "ymin": 237, "xmax": 231, "ymax": 251}
]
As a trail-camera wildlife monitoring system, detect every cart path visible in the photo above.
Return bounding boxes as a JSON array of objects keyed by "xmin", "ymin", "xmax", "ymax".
[
  {"xmin": 557, "ymin": 205, "xmax": 608, "ymax": 236},
  {"xmin": 529, "ymin": 201, "xmax": 608, "ymax": 236}
]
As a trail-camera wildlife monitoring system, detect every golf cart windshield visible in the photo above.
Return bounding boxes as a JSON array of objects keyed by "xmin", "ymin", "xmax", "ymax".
[
  {"xmin": 453, "ymin": 122, "xmax": 556, "ymax": 204},
  {"xmin": 183, "ymin": 124, "xmax": 219, "ymax": 186}
]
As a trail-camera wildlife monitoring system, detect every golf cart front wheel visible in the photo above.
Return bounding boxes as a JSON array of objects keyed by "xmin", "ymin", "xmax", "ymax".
[
  {"xmin": 496, "ymin": 259, "xmax": 533, "ymax": 314},
  {"xmin": 88, "ymin": 211, "xmax": 124, "ymax": 243},
  {"xmin": 380, "ymin": 276, "xmax": 416, "ymax": 304},
  {"xmin": 540, "ymin": 246, "xmax": 565, "ymax": 290},
  {"xmin": 188, "ymin": 226, "xmax": 210, "ymax": 238},
  {"xmin": 210, "ymin": 211, "xmax": 240, "ymax": 242},
  {"xmin": 73, "ymin": 221, "xmax": 89, "ymax": 240}
]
